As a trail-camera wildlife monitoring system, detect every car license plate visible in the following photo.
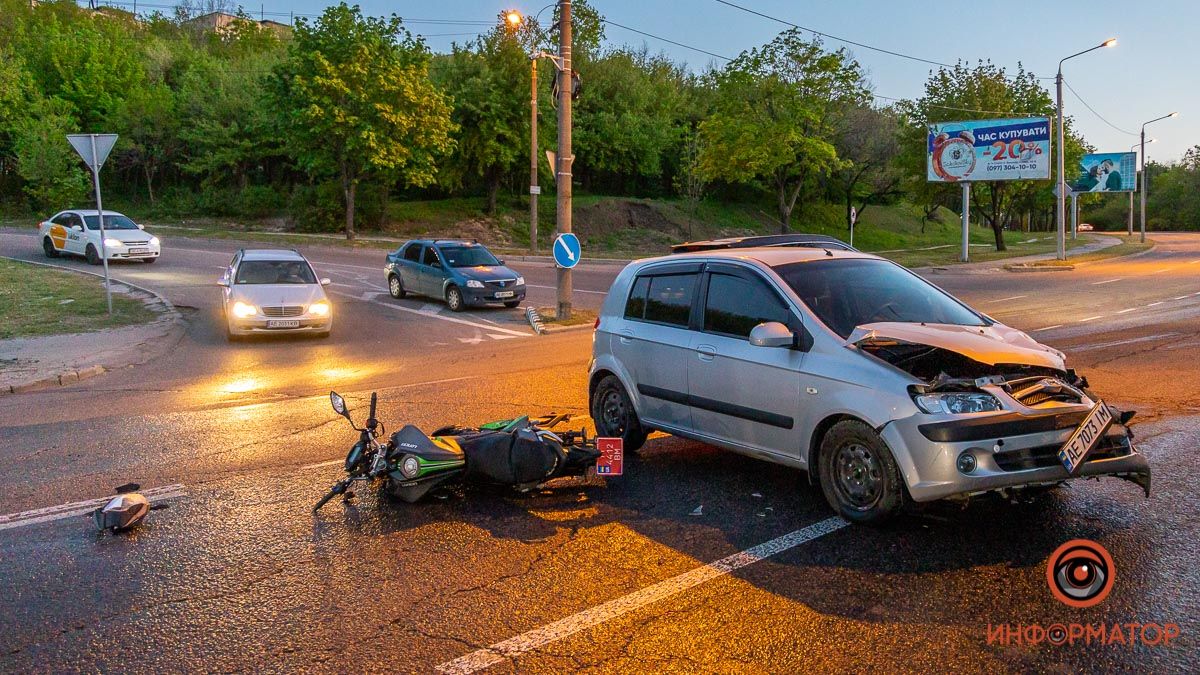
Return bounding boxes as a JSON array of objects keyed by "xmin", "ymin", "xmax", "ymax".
[
  {"xmin": 129, "ymin": 247, "xmax": 149, "ymax": 254},
  {"xmin": 1057, "ymin": 400, "xmax": 1115, "ymax": 474},
  {"xmin": 267, "ymin": 320, "xmax": 300, "ymax": 329},
  {"xmin": 495, "ymin": 291, "xmax": 515, "ymax": 298}
]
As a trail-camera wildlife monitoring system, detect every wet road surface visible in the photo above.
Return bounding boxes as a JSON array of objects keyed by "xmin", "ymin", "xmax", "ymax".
[{"xmin": 1, "ymin": 230, "xmax": 1198, "ymax": 671}]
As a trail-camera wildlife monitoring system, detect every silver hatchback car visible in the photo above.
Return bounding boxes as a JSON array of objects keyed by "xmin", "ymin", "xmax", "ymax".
[{"xmin": 588, "ymin": 241, "xmax": 1150, "ymax": 523}]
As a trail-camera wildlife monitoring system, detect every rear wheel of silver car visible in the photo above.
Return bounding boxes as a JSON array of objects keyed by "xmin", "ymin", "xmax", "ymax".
[
  {"xmin": 446, "ymin": 285, "xmax": 464, "ymax": 312},
  {"xmin": 43, "ymin": 237, "xmax": 59, "ymax": 258},
  {"xmin": 818, "ymin": 420, "xmax": 906, "ymax": 524},
  {"xmin": 591, "ymin": 375, "xmax": 647, "ymax": 452},
  {"xmin": 388, "ymin": 274, "xmax": 406, "ymax": 299}
]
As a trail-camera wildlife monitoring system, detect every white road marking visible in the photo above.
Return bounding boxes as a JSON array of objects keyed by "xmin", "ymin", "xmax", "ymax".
[
  {"xmin": 1078, "ymin": 315, "xmax": 1104, "ymax": 322},
  {"xmin": 1173, "ymin": 295, "xmax": 1191, "ymax": 300},
  {"xmin": 0, "ymin": 484, "xmax": 187, "ymax": 532},
  {"xmin": 983, "ymin": 295, "xmax": 1026, "ymax": 303},
  {"xmin": 526, "ymin": 283, "xmax": 607, "ymax": 295},
  {"xmin": 1149, "ymin": 268, "xmax": 1173, "ymax": 274},
  {"xmin": 1074, "ymin": 333, "xmax": 1179, "ymax": 351},
  {"xmin": 435, "ymin": 517, "xmax": 848, "ymax": 674},
  {"xmin": 1190, "ymin": 259, "xmax": 1200, "ymax": 264},
  {"xmin": 1091, "ymin": 278, "xmax": 1123, "ymax": 285},
  {"xmin": 300, "ymin": 459, "xmax": 344, "ymax": 470},
  {"xmin": 1031, "ymin": 325, "xmax": 1063, "ymax": 332},
  {"xmin": 1116, "ymin": 307, "xmax": 1140, "ymax": 314},
  {"xmin": 1148, "ymin": 301, "xmax": 1164, "ymax": 307},
  {"xmin": 365, "ymin": 295, "xmax": 530, "ymax": 337}
]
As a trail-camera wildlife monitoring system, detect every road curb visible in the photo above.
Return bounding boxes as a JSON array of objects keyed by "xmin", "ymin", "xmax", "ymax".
[
  {"xmin": 540, "ymin": 322, "xmax": 595, "ymax": 335},
  {"xmin": 0, "ymin": 256, "xmax": 184, "ymax": 396}
]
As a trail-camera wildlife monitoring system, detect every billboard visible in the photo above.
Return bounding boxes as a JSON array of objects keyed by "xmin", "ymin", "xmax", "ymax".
[
  {"xmin": 927, "ymin": 117, "xmax": 1051, "ymax": 182},
  {"xmin": 1073, "ymin": 152, "xmax": 1137, "ymax": 193}
]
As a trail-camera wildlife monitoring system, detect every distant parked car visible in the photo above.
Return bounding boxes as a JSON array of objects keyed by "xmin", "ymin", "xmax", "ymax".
[
  {"xmin": 384, "ymin": 239, "xmax": 526, "ymax": 312},
  {"xmin": 1078, "ymin": 223, "xmax": 1095, "ymax": 232},
  {"xmin": 39, "ymin": 209, "xmax": 160, "ymax": 264},
  {"xmin": 218, "ymin": 248, "xmax": 332, "ymax": 340}
]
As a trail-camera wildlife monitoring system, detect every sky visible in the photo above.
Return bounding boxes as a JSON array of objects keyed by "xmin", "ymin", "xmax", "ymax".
[{"xmin": 171, "ymin": 0, "xmax": 1197, "ymax": 162}]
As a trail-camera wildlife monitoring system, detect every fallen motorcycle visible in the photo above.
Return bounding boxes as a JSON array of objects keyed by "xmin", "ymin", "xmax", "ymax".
[{"xmin": 314, "ymin": 391, "xmax": 602, "ymax": 511}]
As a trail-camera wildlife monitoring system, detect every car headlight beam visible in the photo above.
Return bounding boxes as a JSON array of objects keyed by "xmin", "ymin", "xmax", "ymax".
[
  {"xmin": 103, "ymin": 238, "xmax": 122, "ymax": 248},
  {"xmin": 465, "ymin": 279, "xmax": 485, "ymax": 289},
  {"xmin": 308, "ymin": 301, "xmax": 330, "ymax": 316},
  {"xmin": 914, "ymin": 391, "xmax": 1003, "ymax": 415},
  {"xmin": 149, "ymin": 236, "xmax": 160, "ymax": 247},
  {"xmin": 515, "ymin": 276, "xmax": 525, "ymax": 286},
  {"xmin": 232, "ymin": 301, "xmax": 258, "ymax": 318}
]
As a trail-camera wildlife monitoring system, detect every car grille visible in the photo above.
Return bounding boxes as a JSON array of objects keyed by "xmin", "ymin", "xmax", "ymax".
[
  {"xmin": 485, "ymin": 278, "xmax": 518, "ymax": 290},
  {"xmin": 122, "ymin": 240, "xmax": 150, "ymax": 246},
  {"xmin": 262, "ymin": 306, "xmax": 304, "ymax": 317},
  {"xmin": 1009, "ymin": 378, "xmax": 1085, "ymax": 408},
  {"xmin": 993, "ymin": 434, "xmax": 1132, "ymax": 472}
]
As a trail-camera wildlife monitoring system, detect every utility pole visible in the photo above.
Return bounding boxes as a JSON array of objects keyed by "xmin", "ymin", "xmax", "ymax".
[
  {"xmin": 529, "ymin": 57, "xmax": 538, "ymax": 255},
  {"xmin": 555, "ymin": 0, "xmax": 573, "ymax": 320},
  {"xmin": 1055, "ymin": 68, "xmax": 1066, "ymax": 260}
]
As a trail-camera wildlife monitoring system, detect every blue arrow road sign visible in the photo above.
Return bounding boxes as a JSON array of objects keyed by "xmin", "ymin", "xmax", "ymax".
[{"xmin": 553, "ymin": 232, "xmax": 581, "ymax": 269}]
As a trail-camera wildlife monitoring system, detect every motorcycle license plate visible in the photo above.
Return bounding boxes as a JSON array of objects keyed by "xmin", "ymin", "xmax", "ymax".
[
  {"xmin": 267, "ymin": 320, "xmax": 300, "ymax": 329},
  {"xmin": 128, "ymin": 247, "xmax": 149, "ymax": 254},
  {"xmin": 1057, "ymin": 400, "xmax": 1114, "ymax": 474},
  {"xmin": 495, "ymin": 291, "xmax": 515, "ymax": 299},
  {"xmin": 596, "ymin": 437, "xmax": 624, "ymax": 476}
]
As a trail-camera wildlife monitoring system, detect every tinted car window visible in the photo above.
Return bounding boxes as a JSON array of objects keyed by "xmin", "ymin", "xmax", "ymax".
[
  {"xmin": 774, "ymin": 258, "xmax": 985, "ymax": 338},
  {"xmin": 422, "ymin": 246, "xmax": 441, "ymax": 267},
  {"xmin": 703, "ymin": 273, "xmax": 790, "ymax": 338},
  {"xmin": 624, "ymin": 276, "xmax": 650, "ymax": 319},
  {"xmin": 643, "ymin": 274, "xmax": 696, "ymax": 327},
  {"xmin": 402, "ymin": 243, "xmax": 421, "ymax": 262},
  {"xmin": 52, "ymin": 213, "xmax": 73, "ymax": 226},
  {"xmin": 235, "ymin": 260, "xmax": 317, "ymax": 285},
  {"xmin": 440, "ymin": 245, "xmax": 500, "ymax": 267}
]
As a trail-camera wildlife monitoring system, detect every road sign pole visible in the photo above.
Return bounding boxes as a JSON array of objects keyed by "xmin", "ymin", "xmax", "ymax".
[
  {"xmin": 1070, "ymin": 193, "xmax": 1078, "ymax": 240},
  {"xmin": 90, "ymin": 136, "xmax": 112, "ymax": 315},
  {"xmin": 555, "ymin": 0, "xmax": 573, "ymax": 320},
  {"xmin": 960, "ymin": 182, "xmax": 970, "ymax": 263}
]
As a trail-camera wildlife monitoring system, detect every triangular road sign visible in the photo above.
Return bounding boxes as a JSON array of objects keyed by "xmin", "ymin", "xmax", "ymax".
[{"xmin": 66, "ymin": 134, "xmax": 118, "ymax": 172}]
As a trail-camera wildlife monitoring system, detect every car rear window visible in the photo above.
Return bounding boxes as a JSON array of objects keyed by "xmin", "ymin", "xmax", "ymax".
[{"xmin": 624, "ymin": 273, "xmax": 696, "ymax": 327}]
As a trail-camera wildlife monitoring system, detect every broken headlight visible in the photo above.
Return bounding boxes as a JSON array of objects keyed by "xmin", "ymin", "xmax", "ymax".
[{"xmin": 914, "ymin": 392, "xmax": 1002, "ymax": 415}]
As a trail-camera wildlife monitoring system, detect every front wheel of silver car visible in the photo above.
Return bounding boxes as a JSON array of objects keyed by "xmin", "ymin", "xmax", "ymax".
[{"xmin": 818, "ymin": 420, "xmax": 906, "ymax": 524}]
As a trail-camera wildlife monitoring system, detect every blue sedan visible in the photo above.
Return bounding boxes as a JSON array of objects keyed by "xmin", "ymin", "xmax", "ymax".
[{"xmin": 385, "ymin": 239, "xmax": 526, "ymax": 312}]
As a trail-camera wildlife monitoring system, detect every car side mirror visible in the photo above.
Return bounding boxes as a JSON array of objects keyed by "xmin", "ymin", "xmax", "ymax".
[
  {"xmin": 72, "ymin": 225, "xmax": 83, "ymax": 232},
  {"xmin": 320, "ymin": 278, "xmax": 331, "ymax": 286},
  {"xmin": 136, "ymin": 223, "xmax": 145, "ymax": 230},
  {"xmin": 749, "ymin": 322, "xmax": 796, "ymax": 348},
  {"xmin": 217, "ymin": 277, "xmax": 230, "ymax": 287},
  {"xmin": 497, "ymin": 258, "xmax": 506, "ymax": 265}
]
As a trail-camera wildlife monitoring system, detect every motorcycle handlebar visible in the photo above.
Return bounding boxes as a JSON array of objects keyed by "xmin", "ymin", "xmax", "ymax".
[{"xmin": 367, "ymin": 392, "xmax": 378, "ymax": 430}]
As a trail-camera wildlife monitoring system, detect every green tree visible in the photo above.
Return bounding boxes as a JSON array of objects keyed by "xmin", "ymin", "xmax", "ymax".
[
  {"xmin": 13, "ymin": 102, "xmax": 89, "ymax": 210},
  {"xmin": 272, "ymin": 3, "xmax": 455, "ymax": 238},
  {"xmin": 831, "ymin": 105, "xmax": 903, "ymax": 228},
  {"xmin": 698, "ymin": 31, "xmax": 868, "ymax": 231},
  {"xmin": 110, "ymin": 84, "xmax": 178, "ymax": 204}
]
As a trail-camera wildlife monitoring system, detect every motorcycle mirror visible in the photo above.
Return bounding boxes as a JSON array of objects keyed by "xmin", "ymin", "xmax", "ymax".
[{"xmin": 329, "ymin": 391, "xmax": 349, "ymax": 418}]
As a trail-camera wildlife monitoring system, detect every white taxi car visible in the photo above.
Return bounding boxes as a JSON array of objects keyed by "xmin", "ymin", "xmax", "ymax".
[{"xmin": 39, "ymin": 210, "xmax": 161, "ymax": 264}]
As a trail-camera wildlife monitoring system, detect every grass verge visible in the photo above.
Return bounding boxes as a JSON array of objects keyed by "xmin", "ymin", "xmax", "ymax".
[
  {"xmin": 0, "ymin": 258, "xmax": 157, "ymax": 340},
  {"xmin": 537, "ymin": 306, "xmax": 597, "ymax": 327}
]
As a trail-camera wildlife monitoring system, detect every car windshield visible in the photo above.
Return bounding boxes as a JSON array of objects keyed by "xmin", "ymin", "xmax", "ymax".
[
  {"xmin": 440, "ymin": 246, "xmax": 499, "ymax": 267},
  {"xmin": 83, "ymin": 214, "xmax": 139, "ymax": 230},
  {"xmin": 235, "ymin": 260, "xmax": 316, "ymax": 285},
  {"xmin": 773, "ymin": 258, "xmax": 986, "ymax": 338}
]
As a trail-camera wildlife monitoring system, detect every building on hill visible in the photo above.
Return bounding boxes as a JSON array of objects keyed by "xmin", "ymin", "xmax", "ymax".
[{"xmin": 182, "ymin": 11, "xmax": 292, "ymax": 37}]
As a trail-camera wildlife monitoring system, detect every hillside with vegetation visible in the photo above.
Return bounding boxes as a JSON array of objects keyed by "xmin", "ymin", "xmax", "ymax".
[{"xmin": 2, "ymin": 0, "xmax": 1193, "ymax": 252}]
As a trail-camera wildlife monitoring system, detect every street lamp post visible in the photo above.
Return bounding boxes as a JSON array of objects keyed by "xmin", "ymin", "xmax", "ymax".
[
  {"xmin": 1056, "ymin": 38, "xmax": 1116, "ymax": 260},
  {"xmin": 1139, "ymin": 112, "xmax": 1178, "ymax": 243},
  {"xmin": 1127, "ymin": 140, "xmax": 1153, "ymax": 236}
]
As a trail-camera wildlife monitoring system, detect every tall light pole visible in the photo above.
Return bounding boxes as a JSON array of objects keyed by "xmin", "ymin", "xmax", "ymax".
[
  {"xmin": 1056, "ymin": 38, "xmax": 1116, "ymax": 260},
  {"xmin": 555, "ymin": 0, "xmax": 573, "ymax": 320},
  {"xmin": 1140, "ymin": 112, "xmax": 1178, "ymax": 243},
  {"xmin": 1128, "ymin": 139, "xmax": 1154, "ymax": 236},
  {"xmin": 506, "ymin": 10, "xmax": 541, "ymax": 255}
]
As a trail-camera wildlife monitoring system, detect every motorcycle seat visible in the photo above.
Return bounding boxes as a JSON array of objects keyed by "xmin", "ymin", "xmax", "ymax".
[{"xmin": 391, "ymin": 425, "xmax": 463, "ymax": 461}]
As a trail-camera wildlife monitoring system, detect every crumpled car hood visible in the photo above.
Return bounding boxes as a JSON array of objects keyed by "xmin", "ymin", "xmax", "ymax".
[{"xmin": 847, "ymin": 322, "xmax": 1066, "ymax": 371}]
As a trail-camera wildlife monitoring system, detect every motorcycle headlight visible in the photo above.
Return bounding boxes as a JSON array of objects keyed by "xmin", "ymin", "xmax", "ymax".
[
  {"xmin": 104, "ymin": 237, "xmax": 122, "ymax": 248},
  {"xmin": 515, "ymin": 276, "xmax": 525, "ymax": 286},
  {"xmin": 465, "ymin": 279, "xmax": 485, "ymax": 289},
  {"xmin": 914, "ymin": 392, "xmax": 1003, "ymax": 415},
  {"xmin": 308, "ymin": 301, "xmax": 330, "ymax": 316},
  {"xmin": 232, "ymin": 301, "xmax": 258, "ymax": 318},
  {"xmin": 400, "ymin": 455, "xmax": 420, "ymax": 479}
]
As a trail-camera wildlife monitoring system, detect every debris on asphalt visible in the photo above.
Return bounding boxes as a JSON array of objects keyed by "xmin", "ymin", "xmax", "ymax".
[
  {"xmin": 92, "ymin": 484, "xmax": 150, "ymax": 533},
  {"xmin": 751, "ymin": 492, "xmax": 763, "ymax": 499},
  {"xmin": 689, "ymin": 505, "xmax": 703, "ymax": 516}
]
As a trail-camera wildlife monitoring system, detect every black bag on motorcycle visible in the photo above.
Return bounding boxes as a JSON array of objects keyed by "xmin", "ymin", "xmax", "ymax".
[{"xmin": 461, "ymin": 428, "xmax": 559, "ymax": 485}]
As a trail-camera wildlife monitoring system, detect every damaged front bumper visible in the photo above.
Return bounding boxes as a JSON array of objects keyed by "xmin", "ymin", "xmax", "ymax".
[{"xmin": 880, "ymin": 406, "xmax": 1151, "ymax": 503}]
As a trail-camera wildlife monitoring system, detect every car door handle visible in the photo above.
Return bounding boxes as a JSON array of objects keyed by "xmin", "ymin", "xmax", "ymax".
[
  {"xmin": 695, "ymin": 344, "xmax": 716, "ymax": 362},
  {"xmin": 618, "ymin": 329, "xmax": 634, "ymax": 345}
]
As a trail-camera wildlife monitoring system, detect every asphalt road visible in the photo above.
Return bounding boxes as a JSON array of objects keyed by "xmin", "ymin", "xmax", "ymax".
[{"xmin": 1, "ymin": 229, "xmax": 1197, "ymax": 672}]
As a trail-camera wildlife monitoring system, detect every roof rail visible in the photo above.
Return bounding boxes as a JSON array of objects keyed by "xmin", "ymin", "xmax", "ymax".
[{"xmin": 670, "ymin": 234, "xmax": 857, "ymax": 254}]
